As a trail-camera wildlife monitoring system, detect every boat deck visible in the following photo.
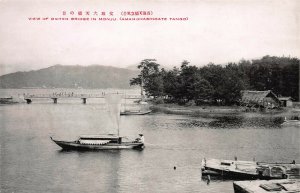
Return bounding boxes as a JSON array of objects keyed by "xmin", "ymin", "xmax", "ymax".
[
  {"xmin": 233, "ymin": 179, "xmax": 300, "ymax": 193},
  {"xmin": 202, "ymin": 158, "xmax": 300, "ymax": 180},
  {"xmin": 202, "ymin": 159, "xmax": 258, "ymax": 175},
  {"xmin": 50, "ymin": 137, "xmax": 144, "ymax": 150}
]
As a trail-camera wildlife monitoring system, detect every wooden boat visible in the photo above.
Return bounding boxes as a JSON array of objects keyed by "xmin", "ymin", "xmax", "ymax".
[
  {"xmin": 120, "ymin": 110, "xmax": 151, "ymax": 115},
  {"xmin": 233, "ymin": 179, "xmax": 300, "ymax": 193},
  {"xmin": 201, "ymin": 158, "xmax": 259, "ymax": 180},
  {"xmin": 51, "ymin": 93, "xmax": 145, "ymax": 151},
  {"xmin": 0, "ymin": 97, "xmax": 18, "ymax": 104},
  {"xmin": 281, "ymin": 116, "xmax": 300, "ymax": 125},
  {"xmin": 121, "ymin": 95, "xmax": 151, "ymax": 115},
  {"xmin": 50, "ymin": 134, "xmax": 144, "ymax": 150},
  {"xmin": 201, "ymin": 158, "xmax": 300, "ymax": 180},
  {"xmin": 256, "ymin": 162, "xmax": 300, "ymax": 179}
]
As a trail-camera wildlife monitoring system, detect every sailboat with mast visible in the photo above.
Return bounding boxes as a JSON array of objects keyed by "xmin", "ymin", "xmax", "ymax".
[{"xmin": 50, "ymin": 93, "xmax": 145, "ymax": 150}]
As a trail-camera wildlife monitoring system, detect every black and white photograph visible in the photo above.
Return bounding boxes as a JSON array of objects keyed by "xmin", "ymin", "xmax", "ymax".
[{"xmin": 0, "ymin": 0, "xmax": 299, "ymax": 192}]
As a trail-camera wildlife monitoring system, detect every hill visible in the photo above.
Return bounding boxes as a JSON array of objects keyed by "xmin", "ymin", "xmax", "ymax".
[{"xmin": 0, "ymin": 65, "xmax": 139, "ymax": 89}]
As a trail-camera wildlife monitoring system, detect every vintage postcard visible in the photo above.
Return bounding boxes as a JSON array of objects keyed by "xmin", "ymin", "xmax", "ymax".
[{"xmin": 0, "ymin": 0, "xmax": 299, "ymax": 193}]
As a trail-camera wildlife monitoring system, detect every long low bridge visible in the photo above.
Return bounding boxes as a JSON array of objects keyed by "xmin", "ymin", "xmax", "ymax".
[{"xmin": 24, "ymin": 93, "xmax": 142, "ymax": 104}]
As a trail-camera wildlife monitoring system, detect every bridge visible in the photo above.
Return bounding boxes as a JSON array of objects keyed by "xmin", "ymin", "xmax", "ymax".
[{"xmin": 24, "ymin": 93, "xmax": 142, "ymax": 104}]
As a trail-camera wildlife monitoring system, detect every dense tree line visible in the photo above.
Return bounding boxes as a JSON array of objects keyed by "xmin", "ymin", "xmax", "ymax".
[{"xmin": 130, "ymin": 56, "xmax": 299, "ymax": 104}]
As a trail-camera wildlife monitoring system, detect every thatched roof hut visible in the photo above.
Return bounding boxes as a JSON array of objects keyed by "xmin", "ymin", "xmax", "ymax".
[{"xmin": 241, "ymin": 90, "xmax": 280, "ymax": 108}]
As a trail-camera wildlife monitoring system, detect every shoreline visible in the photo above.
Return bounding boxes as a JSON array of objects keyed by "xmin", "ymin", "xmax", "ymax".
[{"xmin": 150, "ymin": 103, "xmax": 300, "ymax": 118}]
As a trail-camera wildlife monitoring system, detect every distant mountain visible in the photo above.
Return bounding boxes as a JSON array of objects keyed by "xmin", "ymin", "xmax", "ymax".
[
  {"xmin": 126, "ymin": 64, "xmax": 140, "ymax": 71},
  {"xmin": 0, "ymin": 65, "xmax": 139, "ymax": 89}
]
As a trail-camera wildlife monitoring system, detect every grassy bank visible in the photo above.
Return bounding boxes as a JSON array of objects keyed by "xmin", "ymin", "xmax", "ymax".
[{"xmin": 150, "ymin": 103, "xmax": 299, "ymax": 118}]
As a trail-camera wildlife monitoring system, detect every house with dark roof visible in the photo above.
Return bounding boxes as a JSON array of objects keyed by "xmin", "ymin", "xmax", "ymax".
[{"xmin": 240, "ymin": 90, "xmax": 281, "ymax": 108}]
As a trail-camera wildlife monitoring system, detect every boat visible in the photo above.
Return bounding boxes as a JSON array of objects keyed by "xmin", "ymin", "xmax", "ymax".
[
  {"xmin": 201, "ymin": 158, "xmax": 300, "ymax": 180},
  {"xmin": 233, "ymin": 179, "xmax": 300, "ymax": 193},
  {"xmin": 201, "ymin": 158, "xmax": 259, "ymax": 180},
  {"xmin": 256, "ymin": 162, "xmax": 300, "ymax": 179},
  {"xmin": 0, "ymin": 97, "xmax": 18, "ymax": 104},
  {"xmin": 120, "ymin": 110, "xmax": 151, "ymax": 115},
  {"xmin": 121, "ymin": 94, "xmax": 151, "ymax": 115},
  {"xmin": 50, "ymin": 134, "xmax": 144, "ymax": 150},
  {"xmin": 51, "ymin": 93, "xmax": 145, "ymax": 150},
  {"xmin": 281, "ymin": 116, "xmax": 300, "ymax": 125}
]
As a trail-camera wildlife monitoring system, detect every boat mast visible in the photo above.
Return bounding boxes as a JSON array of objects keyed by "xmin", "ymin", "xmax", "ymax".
[
  {"xmin": 124, "ymin": 91, "xmax": 127, "ymax": 112},
  {"xmin": 141, "ymin": 74, "xmax": 144, "ymax": 101},
  {"xmin": 118, "ymin": 93, "xmax": 121, "ymax": 137},
  {"xmin": 118, "ymin": 122, "xmax": 120, "ymax": 137}
]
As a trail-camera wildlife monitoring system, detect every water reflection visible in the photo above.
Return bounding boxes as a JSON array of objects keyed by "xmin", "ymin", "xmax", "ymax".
[
  {"xmin": 179, "ymin": 115, "xmax": 284, "ymax": 129},
  {"xmin": 209, "ymin": 116, "xmax": 283, "ymax": 129}
]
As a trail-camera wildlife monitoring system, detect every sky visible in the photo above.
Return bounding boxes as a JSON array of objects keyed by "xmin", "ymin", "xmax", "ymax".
[{"xmin": 0, "ymin": 0, "xmax": 299, "ymax": 75}]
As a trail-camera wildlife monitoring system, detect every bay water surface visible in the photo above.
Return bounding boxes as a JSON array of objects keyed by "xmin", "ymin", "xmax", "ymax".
[{"xmin": 0, "ymin": 90, "xmax": 299, "ymax": 193}]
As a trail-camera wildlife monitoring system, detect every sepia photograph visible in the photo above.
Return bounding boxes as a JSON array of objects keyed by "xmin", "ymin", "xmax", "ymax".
[{"xmin": 0, "ymin": 0, "xmax": 299, "ymax": 192}]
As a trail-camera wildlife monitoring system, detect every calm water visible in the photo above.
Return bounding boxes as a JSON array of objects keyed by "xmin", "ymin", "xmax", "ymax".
[{"xmin": 0, "ymin": 99, "xmax": 299, "ymax": 193}]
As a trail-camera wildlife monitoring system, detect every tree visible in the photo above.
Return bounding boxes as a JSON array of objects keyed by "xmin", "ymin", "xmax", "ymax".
[
  {"xmin": 130, "ymin": 59, "xmax": 164, "ymax": 98},
  {"xmin": 221, "ymin": 64, "xmax": 246, "ymax": 104},
  {"xmin": 193, "ymin": 78, "xmax": 214, "ymax": 102},
  {"xmin": 130, "ymin": 55, "xmax": 300, "ymax": 104},
  {"xmin": 248, "ymin": 56, "xmax": 299, "ymax": 101},
  {"xmin": 199, "ymin": 63, "xmax": 226, "ymax": 103},
  {"xmin": 161, "ymin": 67, "xmax": 180, "ymax": 100},
  {"xmin": 177, "ymin": 60, "xmax": 201, "ymax": 101}
]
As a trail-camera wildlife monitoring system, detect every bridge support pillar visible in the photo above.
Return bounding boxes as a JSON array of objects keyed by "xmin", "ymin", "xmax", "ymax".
[
  {"xmin": 52, "ymin": 98, "xmax": 58, "ymax": 104},
  {"xmin": 82, "ymin": 98, "xmax": 87, "ymax": 104}
]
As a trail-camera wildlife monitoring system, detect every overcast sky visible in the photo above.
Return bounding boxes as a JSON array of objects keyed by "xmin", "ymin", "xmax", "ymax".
[{"xmin": 0, "ymin": 0, "xmax": 299, "ymax": 75}]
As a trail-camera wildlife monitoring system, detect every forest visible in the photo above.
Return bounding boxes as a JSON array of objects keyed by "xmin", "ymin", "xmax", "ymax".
[{"xmin": 130, "ymin": 55, "xmax": 299, "ymax": 105}]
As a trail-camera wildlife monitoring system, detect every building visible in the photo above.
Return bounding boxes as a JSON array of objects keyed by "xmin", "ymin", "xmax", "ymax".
[
  {"xmin": 240, "ymin": 90, "xmax": 281, "ymax": 108},
  {"xmin": 278, "ymin": 97, "xmax": 294, "ymax": 107}
]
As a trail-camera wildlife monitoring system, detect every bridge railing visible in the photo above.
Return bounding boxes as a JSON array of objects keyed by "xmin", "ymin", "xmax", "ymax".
[{"xmin": 24, "ymin": 93, "xmax": 142, "ymax": 99}]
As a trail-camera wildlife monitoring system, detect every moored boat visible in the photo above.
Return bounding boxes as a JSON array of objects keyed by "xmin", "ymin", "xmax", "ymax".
[
  {"xmin": 120, "ymin": 110, "xmax": 151, "ymax": 115},
  {"xmin": 121, "ymin": 97, "xmax": 151, "ymax": 115},
  {"xmin": 201, "ymin": 158, "xmax": 259, "ymax": 180},
  {"xmin": 201, "ymin": 158, "xmax": 300, "ymax": 180},
  {"xmin": 0, "ymin": 97, "xmax": 18, "ymax": 104},
  {"xmin": 281, "ymin": 116, "xmax": 300, "ymax": 125},
  {"xmin": 233, "ymin": 179, "xmax": 300, "ymax": 193}
]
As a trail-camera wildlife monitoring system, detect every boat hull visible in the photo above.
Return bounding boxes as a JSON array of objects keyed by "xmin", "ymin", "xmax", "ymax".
[
  {"xmin": 202, "ymin": 166, "xmax": 259, "ymax": 180},
  {"xmin": 51, "ymin": 138, "xmax": 144, "ymax": 150},
  {"xmin": 0, "ymin": 97, "xmax": 18, "ymax": 104},
  {"xmin": 120, "ymin": 110, "xmax": 151, "ymax": 115},
  {"xmin": 201, "ymin": 158, "xmax": 300, "ymax": 180},
  {"xmin": 281, "ymin": 120, "xmax": 300, "ymax": 125}
]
